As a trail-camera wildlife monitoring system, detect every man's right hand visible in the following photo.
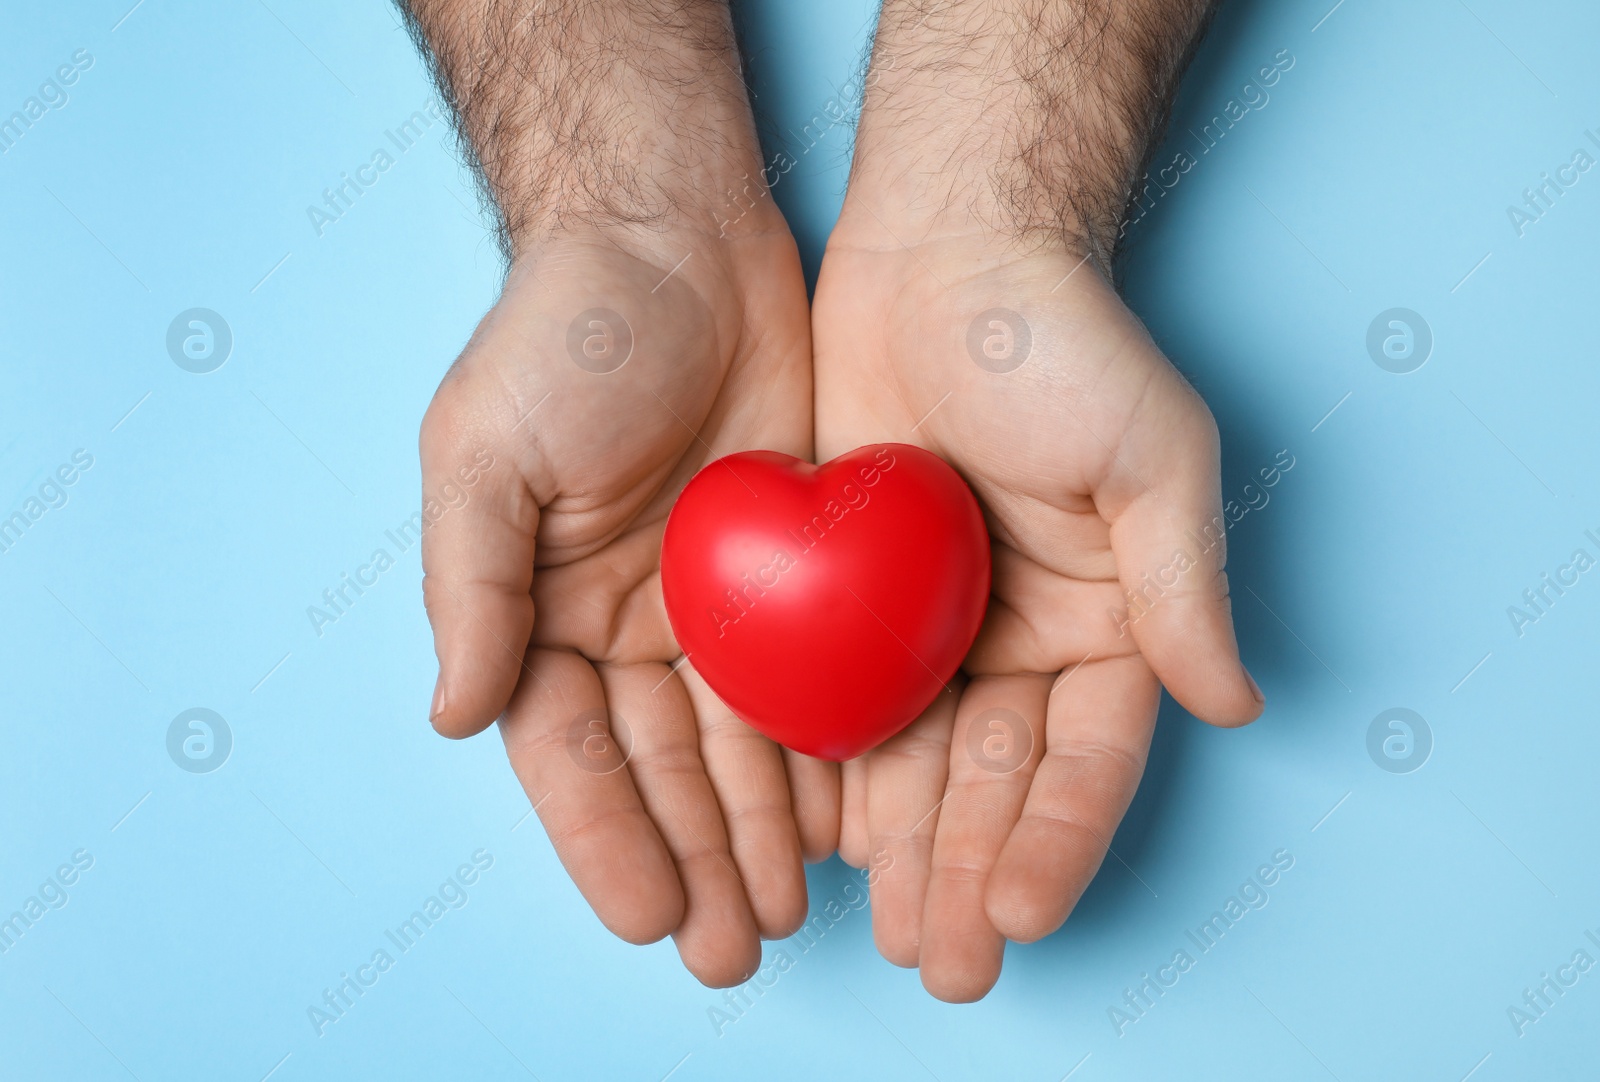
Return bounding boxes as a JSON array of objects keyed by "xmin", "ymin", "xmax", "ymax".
[{"xmin": 402, "ymin": 0, "xmax": 838, "ymax": 988}]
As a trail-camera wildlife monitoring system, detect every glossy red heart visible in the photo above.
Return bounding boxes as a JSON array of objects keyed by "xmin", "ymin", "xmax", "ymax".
[{"xmin": 661, "ymin": 444, "xmax": 991, "ymax": 761}]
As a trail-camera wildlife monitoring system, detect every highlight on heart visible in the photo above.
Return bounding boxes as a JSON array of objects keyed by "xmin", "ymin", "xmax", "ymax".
[
  {"xmin": 660, "ymin": 444, "xmax": 991, "ymax": 761},
  {"xmin": 700, "ymin": 446, "xmax": 900, "ymax": 639}
]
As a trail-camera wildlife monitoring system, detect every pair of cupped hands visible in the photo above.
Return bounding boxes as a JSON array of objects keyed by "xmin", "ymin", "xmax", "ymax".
[{"xmin": 417, "ymin": 167, "xmax": 1263, "ymax": 1002}]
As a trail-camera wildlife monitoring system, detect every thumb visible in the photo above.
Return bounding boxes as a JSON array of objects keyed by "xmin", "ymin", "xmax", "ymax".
[
  {"xmin": 419, "ymin": 370, "xmax": 540, "ymax": 738},
  {"xmin": 1103, "ymin": 376, "xmax": 1262, "ymax": 728}
]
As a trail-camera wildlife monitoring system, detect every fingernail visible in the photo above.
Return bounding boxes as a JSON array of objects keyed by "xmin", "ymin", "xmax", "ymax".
[
  {"xmin": 1244, "ymin": 667, "xmax": 1264, "ymax": 704},
  {"xmin": 430, "ymin": 680, "xmax": 447, "ymax": 722}
]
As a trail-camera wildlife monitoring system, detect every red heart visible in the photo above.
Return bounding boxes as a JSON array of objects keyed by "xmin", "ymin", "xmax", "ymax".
[{"xmin": 661, "ymin": 444, "xmax": 991, "ymax": 761}]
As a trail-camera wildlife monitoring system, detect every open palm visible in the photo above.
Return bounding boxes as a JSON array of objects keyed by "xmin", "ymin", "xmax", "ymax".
[
  {"xmin": 814, "ymin": 224, "xmax": 1263, "ymax": 1001},
  {"xmin": 420, "ymin": 225, "xmax": 838, "ymax": 987}
]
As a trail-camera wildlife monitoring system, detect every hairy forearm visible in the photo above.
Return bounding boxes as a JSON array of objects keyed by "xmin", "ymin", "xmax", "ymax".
[
  {"xmin": 853, "ymin": 0, "xmax": 1218, "ymax": 260},
  {"xmin": 397, "ymin": 0, "xmax": 761, "ymax": 255}
]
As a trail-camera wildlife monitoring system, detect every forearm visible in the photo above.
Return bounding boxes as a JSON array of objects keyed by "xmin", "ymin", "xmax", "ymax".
[
  {"xmin": 397, "ymin": 0, "xmax": 763, "ymax": 255},
  {"xmin": 852, "ymin": 0, "xmax": 1218, "ymax": 260}
]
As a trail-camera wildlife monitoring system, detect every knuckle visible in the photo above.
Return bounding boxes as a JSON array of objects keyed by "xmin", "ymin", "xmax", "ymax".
[
  {"xmin": 630, "ymin": 736, "xmax": 704, "ymax": 781},
  {"xmin": 676, "ymin": 844, "xmax": 738, "ymax": 878},
  {"xmin": 698, "ymin": 710, "xmax": 760, "ymax": 745},
  {"xmin": 932, "ymin": 855, "xmax": 990, "ymax": 886},
  {"xmin": 721, "ymin": 800, "xmax": 792, "ymax": 836},
  {"xmin": 872, "ymin": 825, "xmax": 936, "ymax": 862},
  {"xmin": 878, "ymin": 729, "xmax": 951, "ymax": 766},
  {"xmin": 546, "ymin": 804, "xmax": 642, "ymax": 854},
  {"xmin": 1049, "ymin": 738, "xmax": 1147, "ymax": 785},
  {"xmin": 500, "ymin": 713, "xmax": 568, "ymax": 760}
]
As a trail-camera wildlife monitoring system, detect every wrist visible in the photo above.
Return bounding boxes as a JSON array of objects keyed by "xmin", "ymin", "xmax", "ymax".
[
  {"xmin": 500, "ymin": 138, "xmax": 781, "ymax": 255},
  {"xmin": 844, "ymin": 0, "xmax": 1216, "ymax": 261},
  {"xmin": 403, "ymin": 0, "xmax": 776, "ymax": 256},
  {"xmin": 496, "ymin": 201, "xmax": 803, "ymax": 342}
]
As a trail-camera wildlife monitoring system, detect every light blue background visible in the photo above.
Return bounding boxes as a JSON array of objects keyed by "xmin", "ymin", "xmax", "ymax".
[{"xmin": 2, "ymin": 0, "xmax": 1597, "ymax": 1078}]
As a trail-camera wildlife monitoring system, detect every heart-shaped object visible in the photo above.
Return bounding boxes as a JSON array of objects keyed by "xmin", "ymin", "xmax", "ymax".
[{"xmin": 661, "ymin": 444, "xmax": 991, "ymax": 761}]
